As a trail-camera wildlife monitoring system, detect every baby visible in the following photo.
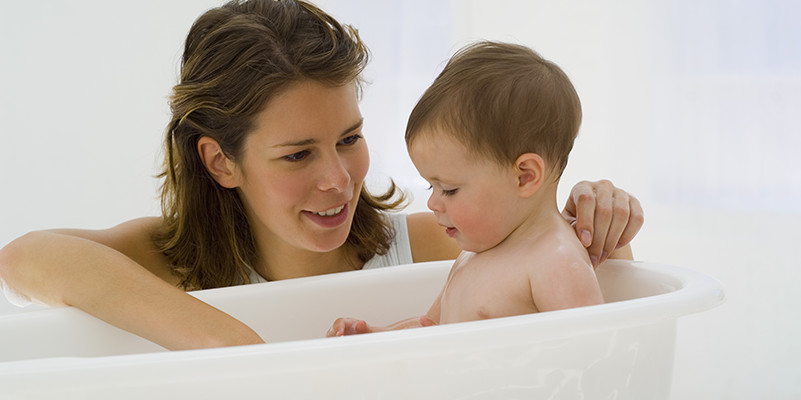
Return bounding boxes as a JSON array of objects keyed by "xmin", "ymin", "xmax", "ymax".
[{"xmin": 328, "ymin": 41, "xmax": 604, "ymax": 336}]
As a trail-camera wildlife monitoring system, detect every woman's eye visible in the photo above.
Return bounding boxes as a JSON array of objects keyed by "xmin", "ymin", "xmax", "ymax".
[
  {"xmin": 283, "ymin": 150, "xmax": 310, "ymax": 162},
  {"xmin": 338, "ymin": 134, "xmax": 362, "ymax": 146}
]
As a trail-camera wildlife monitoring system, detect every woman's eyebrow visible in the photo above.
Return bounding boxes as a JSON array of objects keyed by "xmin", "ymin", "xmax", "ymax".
[
  {"xmin": 339, "ymin": 119, "xmax": 364, "ymax": 137},
  {"xmin": 273, "ymin": 119, "xmax": 364, "ymax": 148},
  {"xmin": 274, "ymin": 138, "xmax": 317, "ymax": 148}
]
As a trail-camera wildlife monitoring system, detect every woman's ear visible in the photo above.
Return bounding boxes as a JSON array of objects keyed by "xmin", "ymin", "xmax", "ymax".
[
  {"xmin": 197, "ymin": 136, "xmax": 240, "ymax": 189},
  {"xmin": 514, "ymin": 153, "xmax": 545, "ymax": 197}
]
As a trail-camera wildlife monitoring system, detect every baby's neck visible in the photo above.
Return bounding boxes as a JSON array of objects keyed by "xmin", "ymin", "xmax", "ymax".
[{"xmin": 496, "ymin": 181, "xmax": 567, "ymax": 250}]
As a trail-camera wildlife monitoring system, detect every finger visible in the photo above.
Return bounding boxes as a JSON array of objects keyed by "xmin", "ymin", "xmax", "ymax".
[
  {"xmin": 330, "ymin": 318, "xmax": 354, "ymax": 336},
  {"xmin": 419, "ymin": 315, "xmax": 437, "ymax": 327},
  {"xmin": 587, "ymin": 188, "xmax": 615, "ymax": 267},
  {"xmin": 355, "ymin": 320, "xmax": 369, "ymax": 334},
  {"xmin": 600, "ymin": 193, "xmax": 632, "ymax": 263},
  {"xmin": 562, "ymin": 188, "xmax": 578, "ymax": 219},
  {"xmin": 326, "ymin": 324, "xmax": 343, "ymax": 337},
  {"xmin": 616, "ymin": 195, "xmax": 644, "ymax": 249},
  {"xmin": 326, "ymin": 320, "xmax": 340, "ymax": 337},
  {"xmin": 345, "ymin": 320, "xmax": 359, "ymax": 335},
  {"xmin": 569, "ymin": 182, "xmax": 597, "ymax": 247}
]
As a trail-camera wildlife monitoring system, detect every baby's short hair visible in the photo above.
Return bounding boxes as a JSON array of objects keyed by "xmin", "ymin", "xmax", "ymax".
[{"xmin": 405, "ymin": 41, "xmax": 582, "ymax": 177}]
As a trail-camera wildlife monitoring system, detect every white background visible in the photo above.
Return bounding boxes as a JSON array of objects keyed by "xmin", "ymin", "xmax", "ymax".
[{"xmin": 1, "ymin": 1, "xmax": 800, "ymax": 398}]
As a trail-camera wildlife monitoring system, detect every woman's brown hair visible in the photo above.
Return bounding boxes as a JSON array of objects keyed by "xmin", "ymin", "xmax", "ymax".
[{"xmin": 154, "ymin": 0, "xmax": 403, "ymax": 290}]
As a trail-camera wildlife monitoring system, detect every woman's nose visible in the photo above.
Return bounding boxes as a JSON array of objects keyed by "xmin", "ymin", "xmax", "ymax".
[{"xmin": 318, "ymin": 154, "xmax": 350, "ymax": 192}]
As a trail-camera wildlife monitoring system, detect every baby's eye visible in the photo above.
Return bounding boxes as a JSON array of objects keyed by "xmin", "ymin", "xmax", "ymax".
[
  {"xmin": 283, "ymin": 150, "xmax": 310, "ymax": 162},
  {"xmin": 425, "ymin": 185, "xmax": 457, "ymax": 196},
  {"xmin": 338, "ymin": 134, "xmax": 363, "ymax": 146}
]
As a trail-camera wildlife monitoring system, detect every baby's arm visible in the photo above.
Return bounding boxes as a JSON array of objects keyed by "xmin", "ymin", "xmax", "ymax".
[
  {"xmin": 327, "ymin": 283, "xmax": 444, "ymax": 337},
  {"xmin": 324, "ymin": 253, "xmax": 472, "ymax": 338},
  {"xmin": 529, "ymin": 254, "xmax": 604, "ymax": 312},
  {"xmin": 327, "ymin": 315, "xmax": 437, "ymax": 337}
]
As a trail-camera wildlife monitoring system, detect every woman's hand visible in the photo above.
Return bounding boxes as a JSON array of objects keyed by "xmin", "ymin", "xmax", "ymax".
[{"xmin": 562, "ymin": 180, "xmax": 644, "ymax": 267}]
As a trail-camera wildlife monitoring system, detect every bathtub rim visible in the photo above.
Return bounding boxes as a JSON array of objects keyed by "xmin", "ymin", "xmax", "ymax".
[{"xmin": 0, "ymin": 259, "xmax": 725, "ymax": 377}]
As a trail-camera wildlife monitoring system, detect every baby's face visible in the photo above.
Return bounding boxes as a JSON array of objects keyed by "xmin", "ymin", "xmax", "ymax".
[{"xmin": 407, "ymin": 129, "xmax": 527, "ymax": 253}]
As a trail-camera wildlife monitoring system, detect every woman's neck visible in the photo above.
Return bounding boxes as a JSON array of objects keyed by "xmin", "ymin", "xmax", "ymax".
[{"xmin": 252, "ymin": 241, "xmax": 362, "ymax": 281}]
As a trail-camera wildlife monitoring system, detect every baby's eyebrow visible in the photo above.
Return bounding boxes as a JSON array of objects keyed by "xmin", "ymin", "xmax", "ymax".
[{"xmin": 424, "ymin": 177, "xmax": 447, "ymax": 186}]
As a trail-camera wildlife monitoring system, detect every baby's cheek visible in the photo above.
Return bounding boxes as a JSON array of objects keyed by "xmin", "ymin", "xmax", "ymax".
[{"xmin": 464, "ymin": 215, "xmax": 510, "ymax": 251}]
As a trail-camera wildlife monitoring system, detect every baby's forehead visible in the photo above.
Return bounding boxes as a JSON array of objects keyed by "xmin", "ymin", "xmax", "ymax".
[
  {"xmin": 408, "ymin": 126, "xmax": 468, "ymax": 152},
  {"xmin": 410, "ymin": 130, "xmax": 513, "ymax": 169}
]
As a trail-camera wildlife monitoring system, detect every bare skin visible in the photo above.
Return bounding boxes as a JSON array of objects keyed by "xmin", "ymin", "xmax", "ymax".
[
  {"xmin": 1, "ymin": 182, "xmax": 636, "ymax": 349},
  {"xmin": 0, "ymin": 85, "xmax": 641, "ymax": 351},
  {"xmin": 0, "ymin": 213, "xmax": 459, "ymax": 350},
  {"xmin": 435, "ymin": 216, "xmax": 602, "ymax": 323},
  {"xmin": 327, "ymin": 132, "xmax": 622, "ymax": 337}
]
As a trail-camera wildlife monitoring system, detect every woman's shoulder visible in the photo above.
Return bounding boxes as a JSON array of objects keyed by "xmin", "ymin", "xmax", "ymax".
[
  {"xmin": 405, "ymin": 212, "xmax": 461, "ymax": 263},
  {"xmin": 108, "ymin": 217, "xmax": 175, "ymax": 282},
  {"xmin": 52, "ymin": 217, "xmax": 175, "ymax": 283}
]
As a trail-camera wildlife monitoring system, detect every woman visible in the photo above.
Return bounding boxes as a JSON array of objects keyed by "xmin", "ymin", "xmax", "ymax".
[{"xmin": 0, "ymin": 0, "xmax": 642, "ymax": 350}]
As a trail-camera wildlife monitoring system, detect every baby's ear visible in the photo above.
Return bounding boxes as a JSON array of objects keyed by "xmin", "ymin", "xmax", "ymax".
[
  {"xmin": 197, "ymin": 136, "xmax": 241, "ymax": 189},
  {"xmin": 514, "ymin": 153, "xmax": 545, "ymax": 197}
]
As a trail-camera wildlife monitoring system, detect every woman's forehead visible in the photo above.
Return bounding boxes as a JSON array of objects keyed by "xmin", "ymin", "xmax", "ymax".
[{"xmin": 250, "ymin": 80, "xmax": 362, "ymax": 144}]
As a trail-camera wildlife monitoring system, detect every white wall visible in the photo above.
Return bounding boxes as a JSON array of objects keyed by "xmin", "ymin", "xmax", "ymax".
[{"xmin": 2, "ymin": 1, "xmax": 800, "ymax": 398}]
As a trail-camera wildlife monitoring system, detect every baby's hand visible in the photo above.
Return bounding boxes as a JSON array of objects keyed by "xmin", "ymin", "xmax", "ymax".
[{"xmin": 327, "ymin": 317, "xmax": 371, "ymax": 337}]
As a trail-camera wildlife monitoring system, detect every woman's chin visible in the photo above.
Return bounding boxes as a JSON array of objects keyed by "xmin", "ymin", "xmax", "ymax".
[{"xmin": 307, "ymin": 225, "xmax": 353, "ymax": 253}]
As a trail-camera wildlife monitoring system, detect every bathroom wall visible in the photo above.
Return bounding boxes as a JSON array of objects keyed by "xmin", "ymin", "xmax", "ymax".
[{"xmin": 2, "ymin": 0, "xmax": 799, "ymax": 398}]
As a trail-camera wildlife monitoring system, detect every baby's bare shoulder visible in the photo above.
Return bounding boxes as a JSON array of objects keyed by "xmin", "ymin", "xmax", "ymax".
[
  {"xmin": 523, "ymin": 235, "xmax": 603, "ymax": 312},
  {"xmin": 527, "ymin": 230, "xmax": 589, "ymax": 265}
]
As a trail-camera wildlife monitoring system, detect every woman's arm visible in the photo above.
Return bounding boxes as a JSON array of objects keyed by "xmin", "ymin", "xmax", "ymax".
[{"xmin": 0, "ymin": 218, "xmax": 263, "ymax": 350}]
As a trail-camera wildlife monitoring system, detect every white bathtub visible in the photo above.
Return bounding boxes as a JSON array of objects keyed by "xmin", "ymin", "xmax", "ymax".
[{"xmin": 0, "ymin": 260, "xmax": 723, "ymax": 399}]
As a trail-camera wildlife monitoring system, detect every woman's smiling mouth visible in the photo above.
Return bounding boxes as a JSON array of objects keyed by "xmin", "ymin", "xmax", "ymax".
[
  {"xmin": 304, "ymin": 203, "xmax": 350, "ymax": 228},
  {"xmin": 314, "ymin": 205, "xmax": 345, "ymax": 217}
]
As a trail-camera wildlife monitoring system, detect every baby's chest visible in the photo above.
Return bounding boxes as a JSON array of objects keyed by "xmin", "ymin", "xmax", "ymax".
[{"xmin": 439, "ymin": 262, "xmax": 537, "ymax": 323}]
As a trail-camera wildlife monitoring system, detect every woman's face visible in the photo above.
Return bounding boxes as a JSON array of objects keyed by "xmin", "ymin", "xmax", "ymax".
[{"xmin": 234, "ymin": 80, "xmax": 369, "ymax": 256}]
